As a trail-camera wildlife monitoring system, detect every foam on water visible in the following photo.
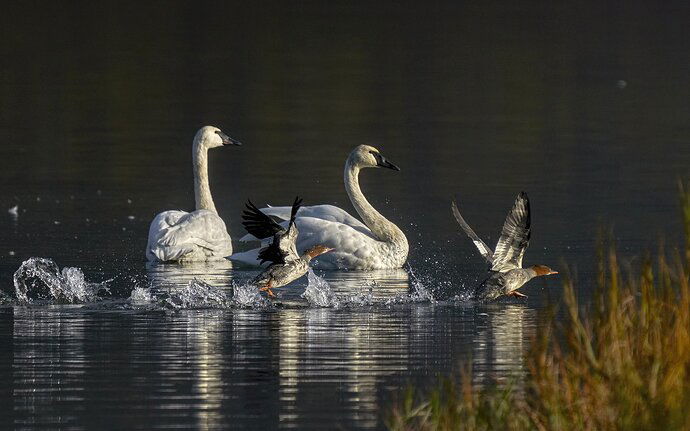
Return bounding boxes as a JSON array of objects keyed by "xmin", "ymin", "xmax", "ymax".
[{"xmin": 13, "ymin": 257, "xmax": 110, "ymax": 304}]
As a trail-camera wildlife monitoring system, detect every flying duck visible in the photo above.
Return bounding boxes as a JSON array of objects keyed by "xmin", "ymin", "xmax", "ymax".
[
  {"xmin": 241, "ymin": 197, "xmax": 333, "ymax": 297},
  {"xmin": 452, "ymin": 191, "xmax": 557, "ymax": 301}
]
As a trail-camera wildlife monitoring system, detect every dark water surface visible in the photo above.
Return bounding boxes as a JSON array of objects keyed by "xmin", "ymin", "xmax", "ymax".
[{"xmin": 1, "ymin": 1, "xmax": 688, "ymax": 429}]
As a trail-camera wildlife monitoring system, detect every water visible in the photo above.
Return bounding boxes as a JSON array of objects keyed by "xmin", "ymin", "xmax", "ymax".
[{"xmin": 1, "ymin": 1, "xmax": 688, "ymax": 429}]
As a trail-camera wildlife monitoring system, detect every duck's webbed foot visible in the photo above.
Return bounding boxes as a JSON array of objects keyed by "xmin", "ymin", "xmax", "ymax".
[
  {"xmin": 259, "ymin": 281, "xmax": 276, "ymax": 298},
  {"xmin": 508, "ymin": 290, "xmax": 527, "ymax": 298}
]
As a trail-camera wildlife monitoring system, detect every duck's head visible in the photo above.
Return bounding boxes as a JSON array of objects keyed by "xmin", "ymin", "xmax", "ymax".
[
  {"xmin": 349, "ymin": 145, "xmax": 400, "ymax": 171},
  {"xmin": 531, "ymin": 265, "xmax": 558, "ymax": 276},
  {"xmin": 194, "ymin": 125, "xmax": 242, "ymax": 149},
  {"xmin": 305, "ymin": 245, "xmax": 335, "ymax": 259}
]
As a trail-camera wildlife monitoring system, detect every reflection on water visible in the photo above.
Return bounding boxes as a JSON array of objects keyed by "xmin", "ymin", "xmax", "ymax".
[
  {"xmin": 472, "ymin": 304, "xmax": 537, "ymax": 387},
  {"xmin": 11, "ymin": 307, "xmax": 87, "ymax": 428},
  {"xmin": 5, "ymin": 291, "xmax": 539, "ymax": 429},
  {"xmin": 146, "ymin": 260, "xmax": 234, "ymax": 290}
]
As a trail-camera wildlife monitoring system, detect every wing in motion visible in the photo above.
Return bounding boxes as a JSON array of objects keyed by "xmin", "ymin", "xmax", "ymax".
[
  {"xmin": 242, "ymin": 197, "xmax": 302, "ymax": 265},
  {"xmin": 242, "ymin": 201, "xmax": 285, "ymax": 240},
  {"xmin": 451, "ymin": 200, "xmax": 494, "ymax": 264},
  {"xmin": 490, "ymin": 192, "xmax": 531, "ymax": 272}
]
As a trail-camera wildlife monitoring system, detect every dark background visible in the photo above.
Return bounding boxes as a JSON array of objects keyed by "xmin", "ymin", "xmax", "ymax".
[
  {"xmin": 2, "ymin": 1, "xmax": 688, "ymax": 285},
  {"xmin": 0, "ymin": 1, "xmax": 688, "ymax": 429}
]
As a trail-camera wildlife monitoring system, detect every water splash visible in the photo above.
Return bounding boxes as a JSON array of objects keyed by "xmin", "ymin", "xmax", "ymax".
[
  {"xmin": 408, "ymin": 273, "xmax": 435, "ymax": 303},
  {"xmin": 129, "ymin": 287, "xmax": 153, "ymax": 305},
  {"xmin": 341, "ymin": 284, "xmax": 375, "ymax": 307},
  {"xmin": 13, "ymin": 257, "xmax": 110, "ymax": 304},
  {"xmin": 302, "ymin": 269, "xmax": 340, "ymax": 307},
  {"xmin": 164, "ymin": 279, "xmax": 229, "ymax": 309},
  {"xmin": 0, "ymin": 289, "xmax": 12, "ymax": 305},
  {"xmin": 231, "ymin": 282, "xmax": 268, "ymax": 308}
]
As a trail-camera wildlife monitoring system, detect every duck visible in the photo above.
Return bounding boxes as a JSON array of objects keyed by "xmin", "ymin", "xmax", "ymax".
[
  {"xmin": 241, "ymin": 197, "xmax": 333, "ymax": 297},
  {"xmin": 451, "ymin": 191, "xmax": 558, "ymax": 301},
  {"xmin": 229, "ymin": 145, "xmax": 408, "ymax": 270},
  {"xmin": 146, "ymin": 126, "xmax": 241, "ymax": 262}
]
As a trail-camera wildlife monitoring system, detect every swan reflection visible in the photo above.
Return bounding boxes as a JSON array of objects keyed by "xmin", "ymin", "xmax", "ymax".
[{"xmin": 145, "ymin": 260, "xmax": 233, "ymax": 290}]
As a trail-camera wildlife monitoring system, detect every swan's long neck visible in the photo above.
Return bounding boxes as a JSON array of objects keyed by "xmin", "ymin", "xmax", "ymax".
[
  {"xmin": 193, "ymin": 140, "xmax": 217, "ymax": 213},
  {"xmin": 344, "ymin": 160, "xmax": 405, "ymax": 244}
]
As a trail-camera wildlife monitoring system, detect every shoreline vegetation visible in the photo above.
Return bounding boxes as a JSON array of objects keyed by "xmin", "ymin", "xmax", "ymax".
[{"xmin": 388, "ymin": 181, "xmax": 690, "ymax": 431}]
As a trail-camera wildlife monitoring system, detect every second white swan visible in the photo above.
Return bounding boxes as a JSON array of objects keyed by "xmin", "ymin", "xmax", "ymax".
[{"xmin": 229, "ymin": 145, "xmax": 408, "ymax": 270}]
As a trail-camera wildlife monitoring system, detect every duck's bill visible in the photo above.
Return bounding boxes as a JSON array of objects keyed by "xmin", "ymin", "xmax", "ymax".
[
  {"xmin": 548, "ymin": 270, "xmax": 559, "ymax": 275},
  {"xmin": 218, "ymin": 132, "xmax": 242, "ymax": 146},
  {"xmin": 375, "ymin": 154, "xmax": 400, "ymax": 171},
  {"xmin": 317, "ymin": 247, "xmax": 335, "ymax": 256}
]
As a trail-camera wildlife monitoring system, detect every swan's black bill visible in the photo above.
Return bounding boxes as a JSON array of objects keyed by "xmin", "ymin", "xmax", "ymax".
[
  {"xmin": 372, "ymin": 152, "xmax": 400, "ymax": 171},
  {"xmin": 216, "ymin": 131, "xmax": 242, "ymax": 146}
]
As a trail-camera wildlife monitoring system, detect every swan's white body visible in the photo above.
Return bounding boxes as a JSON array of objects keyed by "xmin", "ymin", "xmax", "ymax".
[
  {"xmin": 146, "ymin": 126, "xmax": 239, "ymax": 262},
  {"xmin": 230, "ymin": 145, "xmax": 408, "ymax": 270}
]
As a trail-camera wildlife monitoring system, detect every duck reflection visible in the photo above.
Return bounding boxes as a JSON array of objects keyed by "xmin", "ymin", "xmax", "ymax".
[
  {"xmin": 145, "ymin": 260, "xmax": 234, "ymax": 290},
  {"xmin": 471, "ymin": 303, "xmax": 537, "ymax": 387}
]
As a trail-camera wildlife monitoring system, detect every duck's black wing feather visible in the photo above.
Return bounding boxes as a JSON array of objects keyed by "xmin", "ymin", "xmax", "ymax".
[
  {"xmin": 491, "ymin": 192, "xmax": 531, "ymax": 271},
  {"xmin": 257, "ymin": 243, "xmax": 287, "ymax": 266},
  {"xmin": 254, "ymin": 197, "xmax": 302, "ymax": 265},
  {"xmin": 242, "ymin": 200, "xmax": 285, "ymax": 240},
  {"xmin": 287, "ymin": 196, "xmax": 303, "ymax": 232},
  {"xmin": 451, "ymin": 199, "xmax": 494, "ymax": 265}
]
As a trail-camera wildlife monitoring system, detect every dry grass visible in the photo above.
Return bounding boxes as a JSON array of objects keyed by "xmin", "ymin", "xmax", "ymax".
[{"xmin": 388, "ymin": 181, "xmax": 690, "ymax": 431}]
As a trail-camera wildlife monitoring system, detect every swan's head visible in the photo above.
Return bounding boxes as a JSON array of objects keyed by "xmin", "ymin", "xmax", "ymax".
[
  {"xmin": 349, "ymin": 145, "xmax": 400, "ymax": 171},
  {"xmin": 194, "ymin": 125, "xmax": 242, "ymax": 149}
]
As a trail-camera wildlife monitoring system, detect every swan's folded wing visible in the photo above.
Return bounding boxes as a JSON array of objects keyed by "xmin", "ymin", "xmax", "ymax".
[
  {"xmin": 242, "ymin": 200, "xmax": 286, "ymax": 240},
  {"xmin": 490, "ymin": 192, "xmax": 531, "ymax": 272},
  {"xmin": 239, "ymin": 204, "xmax": 370, "ymax": 243},
  {"xmin": 157, "ymin": 211, "xmax": 229, "ymax": 246},
  {"xmin": 230, "ymin": 216, "xmax": 378, "ymax": 268},
  {"xmin": 259, "ymin": 205, "xmax": 368, "ymax": 229},
  {"xmin": 451, "ymin": 200, "xmax": 493, "ymax": 264},
  {"xmin": 148, "ymin": 210, "xmax": 231, "ymax": 261}
]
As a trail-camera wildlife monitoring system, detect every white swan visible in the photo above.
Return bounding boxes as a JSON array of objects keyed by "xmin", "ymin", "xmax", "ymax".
[
  {"xmin": 229, "ymin": 145, "xmax": 408, "ymax": 270},
  {"xmin": 146, "ymin": 126, "xmax": 241, "ymax": 262}
]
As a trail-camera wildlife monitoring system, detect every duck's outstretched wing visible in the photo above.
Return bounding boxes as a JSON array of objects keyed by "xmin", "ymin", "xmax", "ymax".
[
  {"xmin": 244, "ymin": 197, "xmax": 302, "ymax": 265},
  {"xmin": 242, "ymin": 200, "xmax": 285, "ymax": 240},
  {"xmin": 490, "ymin": 192, "xmax": 531, "ymax": 272},
  {"xmin": 451, "ymin": 200, "xmax": 493, "ymax": 264}
]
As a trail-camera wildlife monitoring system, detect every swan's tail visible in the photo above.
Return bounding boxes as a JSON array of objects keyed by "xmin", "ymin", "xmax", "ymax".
[{"xmin": 226, "ymin": 248, "xmax": 264, "ymax": 267}]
